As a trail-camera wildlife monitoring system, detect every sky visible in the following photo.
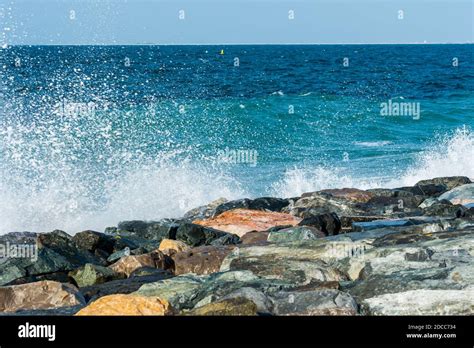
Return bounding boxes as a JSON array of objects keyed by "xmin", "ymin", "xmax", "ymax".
[{"xmin": 1, "ymin": 0, "xmax": 473, "ymax": 45}]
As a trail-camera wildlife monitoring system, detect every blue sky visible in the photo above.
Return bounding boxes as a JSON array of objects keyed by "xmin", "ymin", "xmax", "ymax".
[{"xmin": 1, "ymin": 0, "xmax": 473, "ymax": 45}]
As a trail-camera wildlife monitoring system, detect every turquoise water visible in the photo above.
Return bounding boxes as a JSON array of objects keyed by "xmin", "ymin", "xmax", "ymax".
[{"xmin": 0, "ymin": 45, "xmax": 473, "ymax": 233}]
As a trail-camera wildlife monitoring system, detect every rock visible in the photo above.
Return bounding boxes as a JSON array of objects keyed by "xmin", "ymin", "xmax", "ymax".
[
  {"xmin": 184, "ymin": 297, "xmax": 258, "ymax": 316},
  {"xmin": 37, "ymin": 230, "xmax": 103, "ymax": 267},
  {"xmin": 270, "ymin": 289, "xmax": 358, "ymax": 315},
  {"xmin": 183, "ymin": 197, "xmax": 228, "ymax": 220},
  {"xmin": 285, "ymin": 192, "xmax": 362, "ymax": 217},
  {"xmin": 0, "ymin": 230, "xmax": 105, "ymax": 286},
  {"xmin": 69, "ymin": 264, "xmax": 123, "ymax": 288},
  {"xmin": 79, "ymin": 271, "xmax": 173, "ymax": 302},
  {"xmin": 193, "ymin": 209, "xmax": 301, "ymax": 237},
  {"xmin": 175, "ymin": 223, "xmax": 240, "ymax": 247},
  {"xmin": 72, "ymin": 230, "xmax": 115, "ymax": 254},
  {"xmin": 361, "ymin": 289, "xmax": 474, "ymax": 315},
  {"xmin": 422, "ymin": 201, "xmax": 465, "ymax": 217},
  {"xmin": 220, "ymin": 287, "xmax": 273, "ymax": 314},
  {"xmin": 116, "ymin": 219, "xmax": 180, "ymax": 241},
  {"xmin": 406, "ymin": 184, "xmax": 448, "ymax": 196},
  {"xmin": 240, "ymin": 231, "xmax": 270, "ymax": 245},
  {"xmin": 267, "ymin": 226, "xmax": 325, "ymax": 243},
  {"xmin": 438, "ymin": 183, "xmax": 474, "ymax": 206},
  {"xmin": 158, "ymin": 239, "xmax": 191, "ymax": 255},
  {"xmin": 1, "ymin": 305, "xmax": 84, "ymax": 316},
  {"xmin": 0, "ymin": 281, "xmax": 85, "ymax": 313},
  {"xmin": 221, "ymin": 244, "xmax": 347, "ymax": 286},
  {"xmin": 319, "ymin": 188, "xmax": 374, "ymax": 203},
  {"xmin": 106, "ymin": 247, "xmax": 131, "ymax": 263},
  {"xmin": 415, "ymin": 176, "xmax": 471, "ymax": 191},
  {"xmin": 109, "ymin": 251, "xmax": 170, "ymax": 277},
  {"xmin": 298, "ymin": 212, "xmax": 341, "ymax": 235},
  {"xmin": 75, "ymin": 294, "xmax": 173, "ymax": 316},
  {"xmin": 211, "ymin": 197, "xmax": 291, "ymax": 217},
  {"xmin": 172, "ymin": 245, "xmax": 235, "ymax": 275},
  {"xmin": 135, "ymin": 273, "xmax": 208, "ymax": 310}
]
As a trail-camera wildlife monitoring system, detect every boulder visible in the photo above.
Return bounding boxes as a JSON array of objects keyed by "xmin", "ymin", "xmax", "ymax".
[
  {"xmin": 240, "ymin": 231, "xmax": 270, "ymax": 245},
  {"xmin": 175, "ymin": 223, "xmax": 240, "ymax": 246},
  {"xmin": 270, "ymin": 289, "xmax": 358, "ymax": 315},
  {"xmin": 172, "ymin": 245, "xmax": 235, "ymax": 275},
  {"xmin": 298, "ymin": 212, "xmax": 341, "ymax": 235},
  {"xmin": 183, "ymin": 197, "xmax": 228, "ymax": 220},
  {"xmin": 361, "ymin": 289, "xmax": 474, "ymax": 315},
  {"xmin": 211, "ymin": 197, "xmax": 291, "ymax": 217},
  {"xmin": 69, "ymin": 264, "xmax": 123, "ymax": 288},
  {"xmin": 438, "ymin": 183, "xmax": 474, "ymax": 206},
  {"xmin": 75, "ymin": 294, "xmax": 173, "ymax": 316},
  {"xmin": 158, "ymin": 239, "xmax": 191, "ymax": 255},
  {"xmin": 184, "ymin": 297, "xmax": 258, "ymax": 316},
  {"xmin": 285, "ymin": 192, "xmax": 362, "ymax": 217},
  {"xmin": 79, "ymin": 271, "xmax": 173, "ymax": 302},
  {"xmin": 193, "ymin": 209, "xmax": 301, "ymax": 237},
  {"xmin": 267, "ymin": 226, "xmax": 325, "ymax": 243},
  {"xmin": 318, "ymin": 188, "xmax": 374, "ymax": 203},
  {"xmin": 415, "ymin": 176, "xmax": 471, "ymax": 191},
  {"xmin": 72, "ymin": 230, "xmax": 115, "ymax": 254},
  {"xmin": 116, "ymin": 218, "xmax": 180, "ymax": 241},
  {"xmin": 109, "ymin": 251, "xmax": 170, "ymax": 277},
  {"xmin": 0, "ymin": 281, "xmax": 85, "ymax": 313}
]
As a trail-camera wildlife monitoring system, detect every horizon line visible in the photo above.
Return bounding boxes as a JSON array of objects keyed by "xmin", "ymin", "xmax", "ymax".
[{"xmin": 2, "ymin": 42, "xmax": 473, "ymax": 47}]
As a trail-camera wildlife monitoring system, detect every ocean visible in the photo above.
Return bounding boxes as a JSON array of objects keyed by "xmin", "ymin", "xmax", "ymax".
[{"xmin": 0, "ymin": 44, "xmax": 473, "ymax": 233}]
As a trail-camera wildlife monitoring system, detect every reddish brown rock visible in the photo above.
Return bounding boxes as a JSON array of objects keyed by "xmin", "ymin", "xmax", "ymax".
[
  {"xmin": 319, "ymin": 188, "xmax": 374, "ymax": 203},
  {"xmin": 240, "ymin": 231, "xmax": 270, "ymax": 245},
  {"xmin": 172, "ymin": 245, "xmax": 235, "ymax": 275},
  {"xmin": 158, "ymin": 239, "xmax": 191, "ymax": 256},
  {"xmin": 75, "ymin": 294, "xmax": 173, "ymax": 316},
  {"xmin": 0, "ymin": 280, "xmax": 85, "ymax": 313},
  {"xmin": 109, "ymin": 251, "xmax": 169, "ymax": 277},
  {"xmin": 194, "ymin": 208, "xmax": 301, "ymax": 237}
]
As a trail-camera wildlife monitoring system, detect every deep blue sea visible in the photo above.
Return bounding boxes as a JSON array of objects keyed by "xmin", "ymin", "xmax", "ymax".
[{"xmin": 0, "ymin": 44, "xmax": 473, "ymax": 233}]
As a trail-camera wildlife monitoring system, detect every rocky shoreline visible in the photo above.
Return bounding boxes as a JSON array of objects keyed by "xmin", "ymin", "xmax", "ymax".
[{"xmin": 0, "ymin": 176, "xmax": 473, "ymax": 315}]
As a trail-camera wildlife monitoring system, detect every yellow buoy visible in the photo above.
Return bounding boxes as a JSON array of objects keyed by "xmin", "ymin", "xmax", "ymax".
[{"xmin": 220, "ymin": 49, "xmax": 224, "ymax": 55}]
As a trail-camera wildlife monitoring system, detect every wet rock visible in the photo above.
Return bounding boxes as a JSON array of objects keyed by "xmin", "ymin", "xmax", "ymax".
[
  {"xmin": 407, "ymin": 184, "xmax": 447, "ymax": 196},
  {"xmin": 267, "ymin": 226, "xmax": 325, "ymax": 243},
  {"xmin": 158, "ymin": 239, "xmax": 190, "ymax": 255},
  {"xmin": 270, "ymin": 289, "xmax": 358, "ymax": 315},
  {"xmin": 184, "ymin": 297, "xmax": 258, "ymax": 316},
  {"xmin": 175, "ymin": 223, "xmax": 240, "ymax": 246},
  {"xmin": 172, "ymin": 245, "xmax": 235, "ymax": 275},
  {"xmin": 438, "ymin": 183, "xmax": 474, "ymax": 206},
  {"xmin": 72, "ymin": 230, "xmax": 115, "ymax": 254},
  {"xmin": 416, "ymin": 176, "xmax": 471, "ymax": 191},
  {"xmin": 422, "ymin": 201, "xmax": 465, "ymax": 217},
  {"xmin": 298, "ymin": 212, "xmax": 341, "ymax": 236},
  {"xmin": 109, "ymin": 251, "xmax": 170, "ymax": 277},
  {"xmin": 0, "ymin": 280, "xmax": 85, "ymax": 313},
  {"xmin": 69, "ymin": 263, "xmax": 123, "ymax": 288},
  {"xmin": 116, "ymin": 219, "xmax": 180, "ymax": 241},
  {"xmin": 38, "ymin": 230, "xmax": 103, "ymax": 267},
  {"xmin": 79, "ymin": 271, "xmax": 173, "ymax": 302},
  {"xmin": 183, "ymin": 197, "xmax": 228, "ymax": 220},
  {"xmin": 319, "ymin": 188, "xmax": 374, "ymax": 203},
  {"xmin": 361, "ymin": 289, "xmax": 474, "ymax": 315},
  {"xmin": 212, "ymin": 197, "xmax": 291, "ymax": 217},
  {"xmin": 285, "ymin": 192, "xmax": 362, "ymax": 217},
  {"xmin": 75, "ymin": 294, "xmax": 173, "ymax": 316},
  {"xmin": 193, "ymin": 209, "xmax": 301, "ymax": 237}
]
